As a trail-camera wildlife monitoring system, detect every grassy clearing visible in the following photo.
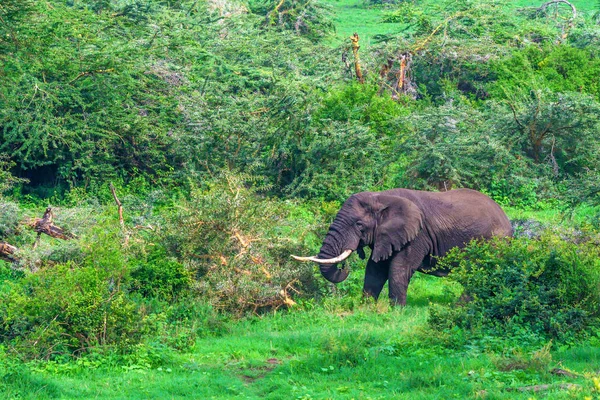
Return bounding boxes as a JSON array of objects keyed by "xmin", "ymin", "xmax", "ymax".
[
  {"xmin": 3, "ymin": 273, "xmax": 598, "ymax": 399},
  {"xmin": 323, "ymin": 0, "xmax": 401, "ymax": 45},
  {"xmin": 323, "ymin": 0, "xmax": 599, "ymax": 47},
  {"xmin": 505, "ymin": 204, "xmax": 600, "ymax": 227}
]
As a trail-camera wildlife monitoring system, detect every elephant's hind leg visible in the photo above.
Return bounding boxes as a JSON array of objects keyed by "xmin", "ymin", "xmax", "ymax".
[{"xmin": 363, "ymin": 258, "xmax": 389, "ymax": 300}]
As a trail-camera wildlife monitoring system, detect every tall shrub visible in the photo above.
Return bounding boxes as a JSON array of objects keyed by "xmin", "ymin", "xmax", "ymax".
[{"xmin": 429, "ymin": 235, "xmax": 600, "ymax": 342}]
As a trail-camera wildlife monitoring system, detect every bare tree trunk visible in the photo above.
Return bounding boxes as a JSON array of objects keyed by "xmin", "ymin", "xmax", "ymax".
[
  {"xmin": 378, "ymin": 52, "xmax": 417, "ymax": 100},
  {"xmin": 350, "ymin": 33, "xmax": 364, "ymax": 84},
  {"xmin": 109, "ymin": 183, "xmax": 129, "ymax": 246}
]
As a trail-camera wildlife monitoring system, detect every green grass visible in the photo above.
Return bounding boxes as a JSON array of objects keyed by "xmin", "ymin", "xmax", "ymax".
[
  {"xmin": 512, "ymin": 0, "xmax": 597, "ymax": 12},
  {"xmin": 505, "ymin": 204, "xmax": 600, "ymax": 228},
  {"xmin": 322, "ymin": 0, "xmax": 599, "ymax": 47},
  {"xmin": 3, "ymin": 273, "xmax": 599, "ymax": 399},
  {"xmin": 323, "ymin": 0, "xmax": 401, "ymax": 45}
]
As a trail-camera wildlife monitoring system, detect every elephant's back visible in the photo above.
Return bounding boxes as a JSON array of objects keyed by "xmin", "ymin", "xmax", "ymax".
[
  {"xmin": 393, "ymin": 188, "xmax": 513, "ymax": 239},
  {"xmin": 381, "ymin": 188, "xmax": 512, "ymax": 235},
  {"xmin": 436, "ymin": 189, "xmax": 512, "ymax": 237}
]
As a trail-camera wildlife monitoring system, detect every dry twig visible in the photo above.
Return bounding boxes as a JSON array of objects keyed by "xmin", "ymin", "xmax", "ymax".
[{"xmin": 537, "ymin": 0, "xmax": 577, "ymax": 40}]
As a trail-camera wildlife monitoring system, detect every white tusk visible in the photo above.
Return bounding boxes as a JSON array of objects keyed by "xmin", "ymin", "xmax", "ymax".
[{"xmin": 291, "ymin": 249, "xmax": 353, "ymax": 264}]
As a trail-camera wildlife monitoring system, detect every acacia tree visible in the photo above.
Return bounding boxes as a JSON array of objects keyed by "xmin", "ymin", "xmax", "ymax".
[
  {"xmin": 249, "ymin": 0, "xmax": 334, "ymax": 40},
  {"xmin": 0, "ymin": 1, "xmax": 185, "ymax": 186},
  {"xmin": 399, "ymin": 101, "xmax": 522, "ymax": 191},
  {"xmin": 498, "ymin": 89, "xmax": 600, "ymax": 175}
]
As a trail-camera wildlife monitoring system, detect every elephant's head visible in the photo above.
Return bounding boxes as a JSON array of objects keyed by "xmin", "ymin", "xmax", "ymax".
[{"xmin": 292, "ymin": 192, "xmax": 423, "ymax": 283}]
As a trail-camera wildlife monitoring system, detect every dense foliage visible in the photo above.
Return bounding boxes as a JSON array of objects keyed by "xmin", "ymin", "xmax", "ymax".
[
  {"xmin": 430, "ymin": 235, "xmax": 600, "ymax": 342},
  {"xmin": 1, "ymin": 0, "xmax": 597, "ymax": 201}
]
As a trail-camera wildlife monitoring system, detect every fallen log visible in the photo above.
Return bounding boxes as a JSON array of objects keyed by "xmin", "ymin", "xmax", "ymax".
[
  {"xmin": 31, "ymin": 207, "xmax": 76, "ymax": 248},
  {"xmin": 0, "ymin": 242, "xmax": 17, "ymax": 261},
  {"xmin": 508, "ymin": 383, "xmax": 580, "ymax": 393},
  {"xmin": 550, "ymin": 368, "xmax": 580, "ymax": 378}
]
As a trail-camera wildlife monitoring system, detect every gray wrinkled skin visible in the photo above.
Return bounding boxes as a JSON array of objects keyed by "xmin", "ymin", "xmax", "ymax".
[{"xmin": 316, "ymin": 188, "xmax": 513, "ymax": 305}]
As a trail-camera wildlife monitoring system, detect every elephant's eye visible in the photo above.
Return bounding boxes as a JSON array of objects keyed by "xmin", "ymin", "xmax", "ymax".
[{"xmin": 356, "ymin": 221, "xmax": 365, "ymax": 231}]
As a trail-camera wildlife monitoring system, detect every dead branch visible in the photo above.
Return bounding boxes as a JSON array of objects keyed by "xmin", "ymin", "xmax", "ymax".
[
  {"xmin": 234, "ymin": 279, "xmax": 301, "ymax": 314},
  {"xmin": 109, "ymin": 183, "xmax": 124, "ymax": 229},
  {"xmin": 109, "ymin": 183, "xmax": 129, "ymax": 245},
  {"xmin": 279, "ymin": 279, "xmax": 299, "ymax": 307},
  {"xmin": 232, "ymin": 229, "xmax": 260, "ymax": 249},
  {"xmin": 412, "ymin": 11, "xmax": 466, "ymax": 53},
  {"xmin": 342, "ymin": 51, "xmax": 353, "ymax": 78},
  {"xmin": 31, "ymin": 207, "xmax": 76, "ymax": 248},
  {"xmin": 378, "ymin": 52, "xmax": 417, "ymax": 100},
  {"xmin": 505, "ymin": 98, "xmax": 526, "ymax": 131},
  {"xmin": 133, "ymin": 224, "xmax": 154, "ymax": 231},
  {"xmin": 68, "ymin": 68, "xmax": 115, "ymax": 85},
  {"xmin": 547, "ymin": 136, "xmax": 559, "ymax": 176},
  {"xmin": 396, "ymin": 53, "xmax": 417, "ymax": 99},
  {"xmin": 537, "ymin": 0, "xmax": 577, "ymax": 40},
  {"xmin": 550, "ymin": 368, "xmax": 580, "ymax": 378},
  {"xmin": 538, "ymin": 0, "xmax": 577, "ymax": 19},
  {"xmin": 267, "ymin": 0, "xmax": 286, "ymax": 25}
]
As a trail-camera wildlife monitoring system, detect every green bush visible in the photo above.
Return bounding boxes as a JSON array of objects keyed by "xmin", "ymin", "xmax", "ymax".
[
  {"xmin": 397, "ymin": 100, "xmax": 526, "ymax": 192},
  {"xmin": 129, "ymin": 248, "xmax": 191, "ymax": 302},
  {"xmin": 0, "ymin": 157, "xmax": 25, "ymax": 196},
  {"xmin": 0, "ymin": 262, "xmax": 146, "ymax": 360},
  {"xmin": 316, "ymin": 83, "xmax": 409, "ymax": 135},
  {"xmin": 143, "ymin": 301, "xmax": 230, "ymax": 352},
  {"xmin": 0, "ymin": 2, "xmax": 182, "ymax": 188},
  {"xmin": 484, "ymin": 176, "xmax": 554, "ymax": 210},
  {"xmin": 429, "ymin": 235, "xmax": 600, "ymax": 342},
  {"xmin": 487, "ymin": 89, "xmax": 600, "ymax": 174},
  {"xmin": 0, "ymin": 201, "xmax": 20, "ymax": 239},
  {"xmin": 489, "ymin": 45, "xmax": 600, "ymax": 100}
]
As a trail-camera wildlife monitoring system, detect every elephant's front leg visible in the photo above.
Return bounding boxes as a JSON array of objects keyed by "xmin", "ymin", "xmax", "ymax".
[
  {"xmin": 387, "ymin": 249, "xmax": 424, "ymax": 306},
  {"xmin": 363, "ymin": 258, "xmax": 390, "ymax": 300}
]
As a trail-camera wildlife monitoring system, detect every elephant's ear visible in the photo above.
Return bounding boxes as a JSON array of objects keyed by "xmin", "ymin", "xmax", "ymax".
[{"xmin": 372, "ymin": 195, "xmax": 424, "ymax": 263}]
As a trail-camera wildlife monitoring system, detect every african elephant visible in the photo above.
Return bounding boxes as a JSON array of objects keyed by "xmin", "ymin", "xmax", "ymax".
[{"xmin": 293, "ymin": 188, "xmax": 512, "ymax": 305}]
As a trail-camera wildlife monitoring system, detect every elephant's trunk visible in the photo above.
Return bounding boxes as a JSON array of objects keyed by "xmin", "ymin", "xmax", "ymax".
[
  {"xmin": 291, "ymin": 203, "xmax": 359, "ymax": 284},
  {"xmin": 319, "ymin": 262, "xmax": 350, "ymax": 283},
  {"xmin": 316, "ymin": 232, "xmax": 352, "ymax": 283}
]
